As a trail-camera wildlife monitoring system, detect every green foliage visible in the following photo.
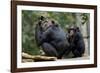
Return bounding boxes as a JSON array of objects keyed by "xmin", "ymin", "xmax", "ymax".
[
  {"xmin": 22, "ymin": 10, "xmax": 89, "ymax": 55},
  {"xmin": 81, "ymin": 13, "xmax": 89, "ymax": 25}
]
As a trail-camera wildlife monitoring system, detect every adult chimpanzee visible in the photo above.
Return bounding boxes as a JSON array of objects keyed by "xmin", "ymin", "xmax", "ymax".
[
  {"xmin": 68, "ymin": 26, "xmax": 85, "ymax": 58},
  {"xmin": 35, "ymin": 16, "xmax": 70, "ymax": 59}
]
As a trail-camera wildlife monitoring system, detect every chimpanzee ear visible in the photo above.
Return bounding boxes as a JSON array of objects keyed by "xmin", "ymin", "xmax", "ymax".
[
  {"xmin": 76, "ymin": 27, "xmax": 80, "ymax": 32},
  {"xmin": 40, "ymin": 16, "xmax": 45, "ymax": 20},
  {"xmin": 38, "ymin": 21, "xmax": 41, "ymax": 26},
  {"xmin": 51, "ymin": 20, "xmax": 55, "ymax": 24},
  {"xmin": 68, "ymin": 29, "xmax": 70, "ymax": 33}
]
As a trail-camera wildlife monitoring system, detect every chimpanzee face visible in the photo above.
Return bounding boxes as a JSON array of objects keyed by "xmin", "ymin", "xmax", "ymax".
[
  {"xmin": 41, "ymin": 19, "xmax": 53, "ymax": 31},
  {"xmin": 39, "ymin": 16, "xmax": 55, "ymax": 31},
  {"xmin": 69, "ymin": 29, "xmax": 75, "ymax": 36},
  {"xmin": 68, "ymin": 25, "xmax": 77, "ymax": 37}
]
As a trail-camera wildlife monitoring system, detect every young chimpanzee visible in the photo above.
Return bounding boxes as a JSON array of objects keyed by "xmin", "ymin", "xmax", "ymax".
[
  {"xmin": 68, "ymin": 26, "xmax": 85, "ymax": 58},
  {"xmin": 35, "ymin": 16, "xmax": 70, "ymax": 59}
]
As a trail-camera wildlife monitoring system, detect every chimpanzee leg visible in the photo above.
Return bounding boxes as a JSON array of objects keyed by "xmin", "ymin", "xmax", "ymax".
[
  {"xmin": 41, "ymin": 43, "xmax": 58, "ymax": 57},
  {"xmin": 72, "ymin": 49, "xmax": 82, "ymax": 57},
  {"xmin": 58, "ymin": 45, "xmax": 70, "ymax": 59}
]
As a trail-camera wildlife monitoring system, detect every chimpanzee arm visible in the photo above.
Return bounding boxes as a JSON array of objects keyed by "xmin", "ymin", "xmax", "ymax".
[
  {"xmin": 41, "ymin": 43, "xmax": 58, "ymax": 57},
  {"xmin": 35, "ymin": 22, "xmax": 44, "ymax": 46},
  {"xmin": 40, "ymin": 27, "xmax": 52, "ymax": 41}
]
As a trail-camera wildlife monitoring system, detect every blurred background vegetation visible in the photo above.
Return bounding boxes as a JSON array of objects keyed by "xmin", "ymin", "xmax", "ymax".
[{"xmin": 22, "ymin": 10, "xmax": 90, "ymax": 56}]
